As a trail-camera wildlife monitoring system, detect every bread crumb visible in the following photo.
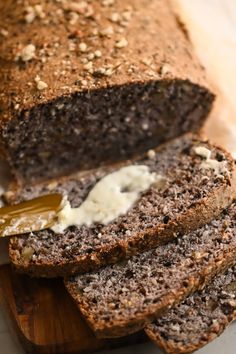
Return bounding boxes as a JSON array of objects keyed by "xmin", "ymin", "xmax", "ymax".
[
  {"xmin": 25, "ymin": 7, "xmax": 36, "ymax": 23},
  {"xmin": 81, "ymin": 57, "xmax": 88, "ymax": 64},
  {"xmin": 142, "ymin": 123, "xmax": 149, "ymax": 131},
  {"xmin": 0, "ymin": 28, "xmax": 8, "ymax": 36},
  {"xmin": 94, "ymin": 50, "xmax": 102, "ymax": 58},
  {"xmin": 122, "ymin": 10, "xmax": 132, "ymax": 22},
  {"xmin": 25, "ymin": 5, "xmax": 45, "ymax": 23},
  {"xmin": 160, "ymin": 64, "xmax": 172, "ymax": 76},
  {"xmin": 110, "ymin": 13, "xmax": 120, "ymax": 22},
  {"xmin": 84, "ymin": 61, "xmax": 93, "ymax": 73},
  {"xmin": 115, "ymin": 38, "xmax": 128, "ymax": 48},
  {"xmin": 37, "ymin": 81, "xmax": 48, "ymax": 91},
  {"xmin": 69, "ymin": 42, "xmax": 76, "ymax": 51},
  {"xmin": 102, "ymin": 0, "xmax": 115, "ymax": 6},
  {"xmin": 79, "ymin": 42, "xmax": 87, "ymax": 52},
  {"xmin": 19, "ymin": 44, "xmax": 36, "ymax": 62},
  {"xmin": 35, "ymin": 76, "xmax": 48, "ymax": 91},
  {"xmin": 105, "ymin": 68, "xmax": 113, "ymax": 76},
  {"xmin": 69, "ymin": 12, "xmax": 79, "ymax": 25},
  {"xmin": 65, "ymin": 1, "xmax": 87, "ymax": 14},
  {"xmin": 93, "ymin": 67, "xmax": 106, "ymax": 76},
  {"xmin": 100, "ymin": 26, "xmax": 114, "ymax": 37},
  {"xmin": 116, "ymin": 27, "xmax": 125, "ymax": 34},
  {"xmin": 141, "ymin": 58, "xmax": 153, "ymax": 67},
  {"xmin": 147, "ymin": 150, "xmax": 156, "ymax": 159},
  {"xmin": 93, "ymin": 65, "xmax": 118, "ymax": 77},
  {"xmin": 34, "ymin": 4, "xmax": 45, "ymax": 19},
  {"xmin": 87, "ymin": 53, "xmax": 95, "ymax": 61},
  {"xmin": 170, "ymin": 323, "xmax": 180, "ymax": 332}
]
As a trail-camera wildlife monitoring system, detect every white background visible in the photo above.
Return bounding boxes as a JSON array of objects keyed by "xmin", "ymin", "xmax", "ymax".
[{"xmin": 0, "ymin": 0, "xmax": 236, "ymax": 353}]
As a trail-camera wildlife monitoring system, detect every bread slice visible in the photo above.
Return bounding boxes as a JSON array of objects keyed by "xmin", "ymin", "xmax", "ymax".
[
  {"xmin": 8, "ymin": 134, "xmax": 235, "ymax": 278},
  {"xmin": 145, "ymin": 266, "xmax": 236, "ymax": 354},
  {"xmin": 65, "ymin": 202, "xmax": 236, "ymax": 338},
  {"xmin": 0, "ymin": 0, "xmax": 214, "ymax": 184}
]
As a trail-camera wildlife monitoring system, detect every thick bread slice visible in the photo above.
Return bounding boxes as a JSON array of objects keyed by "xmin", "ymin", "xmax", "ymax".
[
  {"xmin": 65, "ymin": 202, "xmax": 236, "ymax": 338},
  {"xmin": 0, "ymin": 0, "xmax": 214, "ymax": 184},
  {"xmin": 145, "ymin": 266, "xmax": 236, "ymax": 354},
  {"xmin": 8, "ymin": 134, "xmax": 236, "ymax": 278}
]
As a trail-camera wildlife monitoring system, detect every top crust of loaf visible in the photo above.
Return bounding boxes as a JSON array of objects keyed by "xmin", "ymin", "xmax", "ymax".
[
  {"xmin": 0, "ymin": 0, "xmax": 214, "ymax": 184},
  {"xmin": 0, "ymin": 0, "xmax": 211, "ymax": 119},
  {"xmin": 7, "ymin": 134, "xmax": 236, "ymax": 278}
]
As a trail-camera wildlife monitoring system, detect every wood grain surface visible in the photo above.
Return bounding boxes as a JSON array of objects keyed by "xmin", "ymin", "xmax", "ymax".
[{"xmin": 0, "ymin": 265, "xmax": 146, "ymax": 354}]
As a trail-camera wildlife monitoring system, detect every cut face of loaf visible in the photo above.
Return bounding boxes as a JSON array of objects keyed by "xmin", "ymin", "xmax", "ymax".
[
  {"xmin": 145, "ymin": 266, "xmax": 236, "ymax": 354},
  {"xmin": 0, "ymin": 0, "xmax": 214, "ymax": 183},
  {"xmin": 65, "ymin": 203, "xmax": 236, "ymax": 338},
  {"xmin": 8, "ymin": 134, "xmax": 236, "ymax": 278}
]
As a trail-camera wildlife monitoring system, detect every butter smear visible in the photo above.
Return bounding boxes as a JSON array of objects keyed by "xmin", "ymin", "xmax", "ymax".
[
  {"xmin": 52, "ymin": 165, "xmax": 165, "ymax": 233},
  {"xmin": 194, "ymin": 146, "xmax": 227, "ymax": 175}
]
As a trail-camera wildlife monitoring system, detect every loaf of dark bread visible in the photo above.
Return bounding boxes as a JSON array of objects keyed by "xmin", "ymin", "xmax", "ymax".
[
  {"xmin": 146, "ymin": 266, "xmax": 236, "ymax": 354},
  {"xmin": 0, "ymin": 0, "xmax": 214, "ymax": 184},
  {"xmin": 65, "ymin": 202, "xmax": 236, "ymax": 338},
  {"xmin": 8, "ymin": 134, "xmax": 235, "ymax": 278}
]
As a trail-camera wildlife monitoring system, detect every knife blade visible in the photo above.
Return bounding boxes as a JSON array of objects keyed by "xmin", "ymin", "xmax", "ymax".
[{"xmin": 0, "ymin": 193, "xmax": 63, "ymax": 237}]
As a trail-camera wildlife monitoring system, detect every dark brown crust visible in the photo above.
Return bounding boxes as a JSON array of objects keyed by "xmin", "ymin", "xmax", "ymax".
[
  {"xmin": 0, "ymin": 0, "xmax": 214, "ymax": 183},
  {"xmin": 7, "ymin": 134, "xmax": 236, "ymax": 278}
]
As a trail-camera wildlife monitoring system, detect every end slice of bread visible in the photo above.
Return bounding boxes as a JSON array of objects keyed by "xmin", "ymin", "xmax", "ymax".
[
  {"xmin": 145, "ymin": 266, "xmax": 236, "ymax": 354},
  {"xmin": 65, "ymin": 202, "xmax": 236, "ymax": 338}
]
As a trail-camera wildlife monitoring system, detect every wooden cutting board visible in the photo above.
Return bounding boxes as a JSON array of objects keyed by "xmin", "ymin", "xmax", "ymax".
[{"xmin": 0, "ymin": 264, "xmax": 146, "ymax": 354}]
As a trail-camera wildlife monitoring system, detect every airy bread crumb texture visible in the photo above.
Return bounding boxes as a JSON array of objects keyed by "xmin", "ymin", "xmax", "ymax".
[{"xmin": 146, "ymin": 265, "xmax": 236, "ymax": 354}]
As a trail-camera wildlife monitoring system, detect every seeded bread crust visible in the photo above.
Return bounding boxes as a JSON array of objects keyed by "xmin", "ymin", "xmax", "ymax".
[
  {"xmin": 7, "ymin": 134, "xmax": 236, "ymax": 278},
  {"xmin": 145, "ymin": 266, "xmax": 236, "ymax": 354},
  {"xmin": 65, "ymin": 203, "xmax": 236, "ymax": 338},
  {"xmin": 0, "ymin": 0, "xmax": 214, "ymax": 184}
]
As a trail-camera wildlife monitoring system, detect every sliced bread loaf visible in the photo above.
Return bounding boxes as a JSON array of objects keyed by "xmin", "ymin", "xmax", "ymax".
[
  {"xmin": 65, "ymin": 202, "xmax": 236, "ymax": 338},
  {"xmin": 146, "ymin": 266, "xmax": 236, "ymax": 354},
  {"xmin": 0, "ymin": 0, "xmax": 214, "ymax": 183},
  {"xmin": 8, "ymin": 134, "xmax": 235, "ymax": 277}
]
